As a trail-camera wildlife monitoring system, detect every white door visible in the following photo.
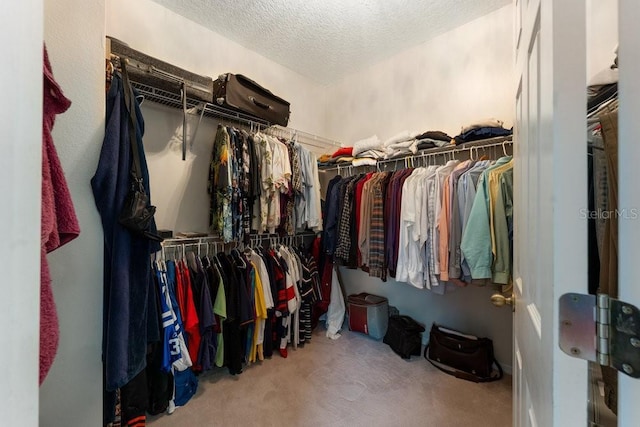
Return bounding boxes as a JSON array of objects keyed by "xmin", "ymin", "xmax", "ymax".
[
  {"xmin": 515, "ymin": 0, "xmax": 640, "ymax": 425},
  {"xmin": 513, "ymin": 0, "xmax": 589, "ymax": 425}
]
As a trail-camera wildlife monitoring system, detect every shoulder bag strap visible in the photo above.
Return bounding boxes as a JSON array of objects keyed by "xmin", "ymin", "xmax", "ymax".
[{"xmin": 120, "ymin": 59, "xmax": 143, "ymax": 183}]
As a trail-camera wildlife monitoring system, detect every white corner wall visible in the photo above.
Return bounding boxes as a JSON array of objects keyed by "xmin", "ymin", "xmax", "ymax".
[
  {"xmin": 324, "ymin": 5, "xmax": 515, "ymax": 144},
  {"xmin": 587, "ymin": 0, "xmax": 618, "ymax": 81},
  {"xmin": 40, "ymin": 0, "xmax": 105, "ymax": 426},
  {"xmin": 106, "ymin": 0, "xmax": 328, "ymax": 233},
  {"xmin": 323, "ymin": 4, "xmax": 516, "ymax": 371}
]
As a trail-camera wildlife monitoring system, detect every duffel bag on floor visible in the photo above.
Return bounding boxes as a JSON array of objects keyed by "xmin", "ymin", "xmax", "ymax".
[
  {"xmin": 383, "ymin": 315, "xmax": 425, "ymax": 359},
  {"xmin": 424, "ymin": 323, "xmax": 503, "ymax": 382}
]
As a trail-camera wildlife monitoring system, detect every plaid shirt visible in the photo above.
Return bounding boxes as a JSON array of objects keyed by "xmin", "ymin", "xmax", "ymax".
[
  {"xmin": 368, "ymin": 172, "xmax": 392, "ymax": 280},
  {"xmin": 335, "ymin": 175, "xmax": 360, "ymax": 263},
  {"xmin": 358, "ymin": 173, "xmax": 382, "ymax": 267}
]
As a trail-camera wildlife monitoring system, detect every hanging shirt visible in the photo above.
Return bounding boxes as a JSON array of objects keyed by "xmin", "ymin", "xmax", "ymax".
[
  {"xmin": 417, "ymin": 166, "xmax": 439, "ymax": 289},
  {"xmin": 193, "ymin": 256, "xmax": 217, "ymax": 372},
  {"xmin": 432, "ymin": 160, "xmax": 460, "ymax": 286},
  {"xmin": 175, "ymin": 260, "xmax": 201, "ymax": 365},
  {"xmin": 211, "ymin": 260, "xmax": 227, "ymax": 369},
  {"xmin": 324, "ymin": 176, "xmax": 346, "ymax": 255},
  {"xmin": 459, "ymin": 160, "xmax": 492, "ymax": 279},
  {"xmin": 368, "ymin": 172, "xmax": 392, "ymax": 280},
  {"xmin": 358, "ymin": 173, "xmax": 382, "ymax": 267},
  {"xmin": 156, "ymin": 262, "xmax": 192, "ymax": 373},
  {"xmin": 438, "ymin": 161, "xmax": 469, "ymax": 281},
  {"xmin": 354, "ymin": 172, "xmax": 375, "ymax": 266},
  {"xmin": 396, "ymin": 169, "xmax": 423, "ymax": 287},
  {"xmin": 334, "ymin": 175, "xmax": 360, "ymax": 264},
  {"xmin": 488, "ymin": 159, "xmax": 515, "ymax": 258},
  {"xmin": 491, "ymin": 164, "xmax": 514, "ymax": 286},
  {"xmin": 385, "ymin": 169, "xmax": 414, "ymax": 277},
  {"xmin": 441, "ymin": 160, "xmax": 475, "ymax": 286},
  {"xmin": 460, "ymin": 156, "xmax": 512, "ymax": 279},
  {"xmin": 254, "ymin": 132, "xmax": 274, "ymax": 233}
]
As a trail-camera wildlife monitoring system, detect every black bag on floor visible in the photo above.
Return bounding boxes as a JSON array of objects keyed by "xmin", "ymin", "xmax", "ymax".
[
  {"xmin": 424, "ymin": 323, "xmax": 503, "ymax": 382},
  {"xmin": 383, "ymin": 315, "xmax": 425, "ymax": 359}
]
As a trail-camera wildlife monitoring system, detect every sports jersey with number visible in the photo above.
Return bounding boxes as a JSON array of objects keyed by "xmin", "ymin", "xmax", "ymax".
[{"xmin": 156, "ymin": 262, "xmax": 192, "ymax": 372}]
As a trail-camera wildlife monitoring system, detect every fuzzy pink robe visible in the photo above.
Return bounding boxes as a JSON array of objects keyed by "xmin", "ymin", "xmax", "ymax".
[{"xmin": 40, "ymin": 45, "xmax": 80, "ymax": 384}]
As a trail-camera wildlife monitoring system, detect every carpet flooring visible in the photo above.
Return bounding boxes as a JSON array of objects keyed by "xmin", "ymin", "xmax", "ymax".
[{"xmin": 149, "ymin": 328, "xmax": 512, "ymax": 426}]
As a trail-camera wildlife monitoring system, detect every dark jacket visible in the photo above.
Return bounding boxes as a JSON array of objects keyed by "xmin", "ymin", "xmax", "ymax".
[{"xmin": 91, "ymin": 74, "xmax": 160, "ymax": 391}]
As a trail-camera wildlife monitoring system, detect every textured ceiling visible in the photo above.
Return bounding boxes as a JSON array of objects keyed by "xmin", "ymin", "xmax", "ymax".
[{"xmin": 148, "ymin": 0, "xmax": 511, "ymax": 84}]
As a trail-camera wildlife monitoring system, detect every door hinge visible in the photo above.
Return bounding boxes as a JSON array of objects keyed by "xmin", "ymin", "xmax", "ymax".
[{"xmin": 559, "ymin": 293, "xmax": 640, "ymax": 378}]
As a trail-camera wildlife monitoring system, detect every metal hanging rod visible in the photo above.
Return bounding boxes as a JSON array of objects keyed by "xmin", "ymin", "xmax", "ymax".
[
  {"xmin": 107, "ymin": 46, "xmax": 344, "ymax": 151},
  {"xmin": 131, "ymin": 81, "xmax": 272, "ymax": 127},
  {"xmin": 160, "ymin": 231, "xmax": 317, "ymax": 247},
  {"xmin": 131, "ymin": 81, "xmax": 344, "ymax": 150},
  {"xmin": 264, "ymin": 125, "xmax": 342, "ymax": 149},
  {"xmin": 321, "ymin": 136, "xmax": 513, "ymax": 173}
]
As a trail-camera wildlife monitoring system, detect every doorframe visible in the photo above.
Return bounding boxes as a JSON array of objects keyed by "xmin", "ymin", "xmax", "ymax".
[
  {"xmin": 617, "ymin": 1, "xmax": 640, "ymax": 423},
  {"xmin": 1, "ymin": 1, "xmax": 44, "ymax": 426},
  {"xmin": 546, "ymin": 0, "xmax": 589, "ymax": 422}
]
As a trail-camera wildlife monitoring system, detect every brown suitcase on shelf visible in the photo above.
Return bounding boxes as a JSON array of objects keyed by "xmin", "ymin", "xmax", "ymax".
[{"xmin": 212, "ymin": 73, "xmax": 290, "ymax": 126}]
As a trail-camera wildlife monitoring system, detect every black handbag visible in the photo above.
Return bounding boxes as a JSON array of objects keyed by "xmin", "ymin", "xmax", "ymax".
[
  {"xmin": 383, "ymin": 315, "xmax": 425, "ymax": 359},
  {"xmin": 118, "ymin": 60, "xmax": 162, "ymax": 242},
  {"xmin": 424, "ymin": 323, "xmax": 503, "ymax": 382}
]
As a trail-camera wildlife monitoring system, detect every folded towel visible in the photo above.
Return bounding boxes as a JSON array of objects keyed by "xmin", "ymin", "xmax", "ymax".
[
  {"xmin": 352, "ymin": 135, "xmax": 382, "ymax": 156},
  {"xmin": 352, "ymin": 157, "xmax": 377, "ymax": 167},
  {"xmin": 336, "ymin": 156, "xmax": 354, "ymax": 163},
  {"xmin": 385, "ymin": 139, "xmax": 418, "ymax": 158},
  {"xmin": 383, "ymin": 130, "xmax": 418, "ymax": 147},
  {"xmin": 356, "ymin": 149, "xmax": 386, "ymax": 159}
]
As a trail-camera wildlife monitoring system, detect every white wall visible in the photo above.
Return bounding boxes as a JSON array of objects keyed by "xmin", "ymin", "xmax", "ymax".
[
  {"xmin": 324, "ymin": 4, "xmax": 515, "ymax": 370},
  {"xmin": 2, "ymin": 2, "xmax": 43, "ymax": 426},
  {"xmin": 40, "ymin": 0, "xmax": 105, "ymax": 426},
  {"xmin": 106, "ymin": 0, "xmax": 328, "ymax": 233},
  {"xmin": 324, "ymin": 5, "xmax": 515, "ymax": 144},
  {"xmin": 587, "ymin": 0, "xmax": 618, "ymax": 82}
]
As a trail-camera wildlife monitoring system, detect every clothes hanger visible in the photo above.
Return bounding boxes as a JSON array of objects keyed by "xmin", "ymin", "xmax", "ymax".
[{"xmin": 234, "ymin": 248, "xmax": 247, "ymax": 268}]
